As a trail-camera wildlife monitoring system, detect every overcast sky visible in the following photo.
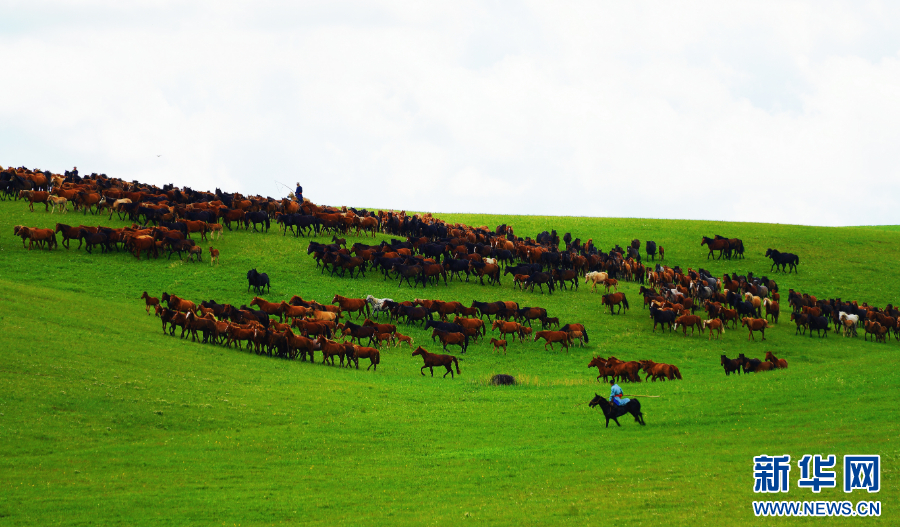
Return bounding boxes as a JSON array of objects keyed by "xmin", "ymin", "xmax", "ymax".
[{"xmin": 2, "ymin": 1, "xmax": 899, "ymax": 226}]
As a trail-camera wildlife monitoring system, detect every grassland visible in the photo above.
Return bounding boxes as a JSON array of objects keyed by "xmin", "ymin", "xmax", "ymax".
[{"xmin": 1, "ymin": 199, "xmax": 898, "ymax": 526}]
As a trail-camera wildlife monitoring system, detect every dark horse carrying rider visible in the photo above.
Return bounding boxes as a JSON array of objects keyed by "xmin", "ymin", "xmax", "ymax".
[{"xmin": 588, "ymin": 381, "xmax": 646, "ymax": 427}]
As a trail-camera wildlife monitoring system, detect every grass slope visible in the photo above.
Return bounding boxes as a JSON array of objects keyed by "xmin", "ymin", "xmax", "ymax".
[{"xmin": 1, "ymin": 200, "xmax": 898, "ymax": 525}]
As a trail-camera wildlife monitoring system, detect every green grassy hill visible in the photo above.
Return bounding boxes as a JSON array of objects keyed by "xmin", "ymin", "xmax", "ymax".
[{"xmin": 1, "ymin": 200, "xmax": 897, "ymax": 525}]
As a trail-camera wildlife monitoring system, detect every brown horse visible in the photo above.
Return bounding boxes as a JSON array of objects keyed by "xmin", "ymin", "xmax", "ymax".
[
  {"xmin": 250, "ymin": 297, "xmax": 284, "ymax": 320},
  {"xmin": 638, "ymin": 360, "xmax": 682, "ymax": 381},
  {"xmin": 491, "ymin": 319, "xmax": 522, "ymax": 340},
  {"xmin": 318, "ymin": 338, "xmax": 348, "ymax": 366},
  {"xmin": 452, "ymin": 316, "xmax": 485, "ymax": 336},
  {"xmin": 765, "ymin": 351, "xmax": 788, "ymax": 369},
  {"xmin": 140, "ymin": 292, "xmax": 160, "ymax": 315},
  {"xmin": 603, "ymin": 357, "xmax": 642, "ymax": 383},
  {"xmin": 587, "ymin": 356, "xmax": 615, "ymax": 382},
  {"xmin": 394, "ymin": 332, "xmax": 414, "ymax": 348},
  {"xmin": 741, "ymin": 317, "xmax": 769, "ymax": 341},
  {"xmin": 412, "ymin": 346, "xmax": 460, "ymax": 378},
  {"xmin": 363, "ymin": 318, "xmax": 397, "ymax": 335},
  {"xmin": 332, "ymin": 295, "xmax": 369, "ymax": 319},
  {"xmin": 351, "ymin": 345, "xmax": 381, "ymax": 370},
  {"xmin": 672, "ymin": 314, "xmax": 702, "ymax": 336},
  {"xmin": 701, "ymin": 236, "xmax": 730, "ymax": 259},
  {"xmin": 601, "ymin": 293, "xmax": 630, "ymax": 315},
  {"xmin": 162, "ymin": 293, "xmax": 197, "ymax": 314},
  {"xmin": 431, "ymin": 329, "xmax": 469, "ymax": 353},
  {"xmin": 533, "ymin": 330, "xmax": 572, "ymax": 352},
  {"xmin": 702, "ymin": 318, "xmax": 724, "ymax": 340},
  {"xmin": 489, "ymin": 338, "xmax": 507, "ymax": 354}
]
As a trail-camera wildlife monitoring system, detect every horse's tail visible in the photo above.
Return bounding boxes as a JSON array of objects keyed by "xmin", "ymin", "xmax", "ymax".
[
  {"xmin": 265, "ymin": 216, "xmax": 270, "ymax": 229},
  {"xmin": 463, "ymin": 334, "xmax": 469, "ymax": 350},
  {"xmin": 795, "ymin": 255, "xmax": 800, "ymax": 265},
  {"xmin": 453, "ymin": 356, "xmax": 461, "ymax": 374},
  {"xmin": 623, "ymin": 295, "xmax": 630, "ymax": 309},
  {"xmin": 373, "ymin": 351, "xmax": 380, "ymax": 365},
  {"xmin": 582, "ymin": 327, "xmax": 589, "ymax": 343},
  {"xmin": 674, "ymin": 366, "xmax": 682, "ymax": 380}
]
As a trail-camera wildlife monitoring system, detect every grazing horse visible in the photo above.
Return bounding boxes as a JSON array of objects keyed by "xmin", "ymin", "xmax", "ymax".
[
  {"xmin": 411, "ymin": 346, "xmax": 460, "ymax": 378},
  {"xmin": 588, "ymin": 394, "xmax": 645, "ymax": 428},
  {"xmin": 720, "ymin": 354, "xmax": 742, "ymax": 375},
  {"xmin": 765, "ymin": 248, "xmax": 800, "ymax": 273},
  {"xmin": 247, "ymin": 269, "xmax": 270, "ymax": 294},
  {"xmin": 765, "ymin": 351, "xmax": 788, "ymax": 369},
  {"xmin": 701, "ymin": 236, "xmax": 730, "ymax": 260},
  {"xmin": 332, "ymin": 295, "xmax": 369, "ymax": 319},
  {"xmin": 741, "ymin": 317, "xmax": 769, "ymax": 341},
  {"xmin": 533, "ymin": 330, "xmax": 572, "ymax": 352},
  {"xmin": 601, "ymin": 293, "xmax": 629, "ymax": 315}
]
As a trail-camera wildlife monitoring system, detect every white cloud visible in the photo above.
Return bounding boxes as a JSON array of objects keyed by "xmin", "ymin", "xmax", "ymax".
[{"xmin": 2, "ymin": 1, "xmax": 899, "ymax": 225}]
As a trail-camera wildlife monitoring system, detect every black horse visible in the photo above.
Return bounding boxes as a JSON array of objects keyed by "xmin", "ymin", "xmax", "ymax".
[
  {"xmin": 244, "ymin": 211, "xmax": 270, "ymax": 233},
  {"xmin": 588, "ymin": 394, "xmax": 645, "ymax": 428},
  {"xmin": 765, "ymin": 249, "xmax": 800, "ymax": 273},
  {"xmin": 645, "ymin": 240, "xmax": 657, "ymax": 261},
  {"xmin": 247, "ymin": 268, "xmax": 270, "ymax": 294}
]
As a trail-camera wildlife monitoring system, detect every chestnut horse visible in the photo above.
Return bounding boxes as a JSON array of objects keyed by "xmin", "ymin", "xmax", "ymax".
[
  {"xmin": 332, "ymin": 295, "xmax": 369, "ymax": 319},
  {"xmin": 352, "ymin": 345, "xmax": 381, "ymax": 370},
  {"xmin": 140, "ymin": 292, "xmax": 160, "ymax": 315},
  {"xmin": 412, "ymin": 346, "xmax": 460, "ymax": 378},
  {"xmin": 601, "ymin": 293, "xmax": 630, "ymax": 315},
  {"xmin": 533, "ymin": 330, "xmax": 572, "ymax": 352},
  {"xmin": 765, "ymin": 351, "xmax": 788, "ymax": 369},
  {"xmin": 250, "ymin": 297, "xmax": 284, "ymax": 320},
  {"xmin": 741, "ymin": 317, "xmax": 769, "ymax": 341}
]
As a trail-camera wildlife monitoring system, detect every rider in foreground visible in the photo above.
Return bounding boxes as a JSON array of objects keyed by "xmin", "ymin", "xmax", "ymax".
[{"xmin": 609, "ymin": 380, "xmax": 631, "ymax": 407}]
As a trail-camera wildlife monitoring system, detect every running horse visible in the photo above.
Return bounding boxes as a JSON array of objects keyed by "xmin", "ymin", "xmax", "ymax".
[
  {"xmin": 411, "ymin": 346, "xmax": 460, "ymax": 378},
  {"xmin": 533, "ymin": 330, "xmax": 572, "ymax": 352},
  {"xmin": 332, "ymin": 294, "xmax": 370, "ymax": 319},
  {"xmin": 701, "ymin": 236, "xmax": 730, "ymax": 260},
  {"xmin": 588, "ymin": 394, "xmax": 646, "ymax": 428},
  {"xmin": 741, "ymin": 317, "xmax": 769, "ymax": 341}
]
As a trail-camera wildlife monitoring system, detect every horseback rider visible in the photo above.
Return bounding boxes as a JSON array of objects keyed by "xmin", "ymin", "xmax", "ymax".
[
  {"xmin": 609, "ymin": 380, "xmax": 631, "ymax": 407},
  {"xmin": 294, "ymin": 182, "xmax": 303, "ymax": 203}
]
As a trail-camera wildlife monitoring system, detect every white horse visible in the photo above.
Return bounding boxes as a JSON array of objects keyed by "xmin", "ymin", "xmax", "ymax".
[
  {"xmin": 365, "ymin": 295, "xmax": 394, "ymax": 318},
  {"xmin": 584, "ymin": 271, "xmax": 608, "ymax": 293},
  {"xmin": 839, "ymin": 312, "xmax": 859, "ymax": 337}
]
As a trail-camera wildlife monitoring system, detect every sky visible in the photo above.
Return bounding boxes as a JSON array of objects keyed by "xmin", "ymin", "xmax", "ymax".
[{"xmin": 2, "ymin": 1, "xmax": 899, "ymax": 226}]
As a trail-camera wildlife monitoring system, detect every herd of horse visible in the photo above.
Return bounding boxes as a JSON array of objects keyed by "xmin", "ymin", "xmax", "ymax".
[
  {"xmin": 720, "ymin": 352, "xmax": 788, "ymax": 374},
  {"xmin": 140, "ymin": 287, "xmax": 591, "ymax": 378},
  {"xmin": 10, "ymin": 163, "xmax": 895, "ymax": 432},
  {"xmin": 587, "ymin": 356, "xmax": 682, "ymax": 383}
]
